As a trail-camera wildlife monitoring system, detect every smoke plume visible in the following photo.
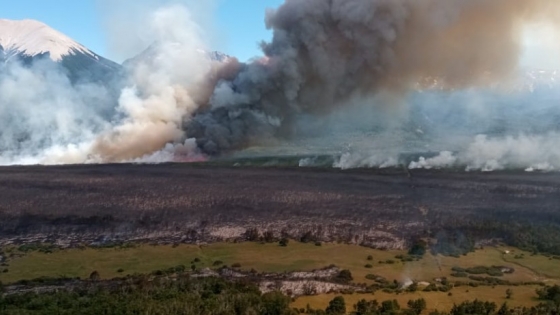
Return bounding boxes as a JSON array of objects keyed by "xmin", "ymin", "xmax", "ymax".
[
  {"xmin": 0, "ymin": 3, "xmax": 228, "ymax": 164},
  {"xmin": 89, "ymin": 4, "xmax": 213, "ymax": 162},
  {"xmin": 1, "ymin": 0, "xmax": 560, "ymax": 166},
  {"xmin": 187, "ymin": 0, "xmax": 560, "ymax": 155}
]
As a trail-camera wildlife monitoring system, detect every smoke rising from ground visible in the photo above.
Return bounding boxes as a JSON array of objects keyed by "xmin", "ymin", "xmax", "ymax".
[
  {"xmin": 1, "ymin": 0, "xmax": 560, "ymax": 168},
  {"xmin": 0, "ymin": 59, "xmax": 111, "ymax": 164},
  {"xmin": 0, "ymin": 3, "xmax": 222, "ymax": 164},
  {"xmin": 89, "ymin": 4, "xmax": 213, "ymax": 162},
  {"xmin": 188, "ymin": 0, "xmax": 560, "ymax": 155}
]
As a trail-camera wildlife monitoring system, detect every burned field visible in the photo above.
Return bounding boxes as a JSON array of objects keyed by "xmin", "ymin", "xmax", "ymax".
[{"xmin": 0, "ymin": 164, "xmax": 559, "ymax": 255}]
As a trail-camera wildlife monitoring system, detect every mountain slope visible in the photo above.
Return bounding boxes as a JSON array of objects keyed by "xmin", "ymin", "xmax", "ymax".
[
  {"xmin": 0, "ymin": 19, "xmax": 122, "ymax": 83},
  {"xmin": 0, "ymin": 19, "xmax": 95, "ymax": 62}
]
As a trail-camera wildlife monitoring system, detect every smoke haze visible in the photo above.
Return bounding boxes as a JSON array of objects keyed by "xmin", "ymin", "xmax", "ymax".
[
  {"xmin": 1, "ymin": 0, "xmax": 560, "ymax": 170},
  {"xmin": 188, "ymin": 0, "xmax": 560, "ymax": 155}
]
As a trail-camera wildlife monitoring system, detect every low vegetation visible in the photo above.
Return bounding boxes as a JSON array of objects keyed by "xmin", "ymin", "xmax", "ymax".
[{"xmin": 0, "ymin": 241, "xmax": 559, "ymax": 314}]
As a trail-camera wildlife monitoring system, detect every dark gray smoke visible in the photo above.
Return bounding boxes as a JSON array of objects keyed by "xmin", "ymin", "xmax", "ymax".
[{"xmin": 186, "ymin": 0, "xmax": 560, "ymax": 155}]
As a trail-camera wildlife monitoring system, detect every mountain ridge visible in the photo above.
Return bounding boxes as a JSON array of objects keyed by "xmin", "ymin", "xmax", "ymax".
[
  {"xmin": 0, "ymin": 19, "xmax": 96, "ymax": 62},
  {"xmin": 0, "ymin": 19, "xmax": 121, "ymax": 85}
]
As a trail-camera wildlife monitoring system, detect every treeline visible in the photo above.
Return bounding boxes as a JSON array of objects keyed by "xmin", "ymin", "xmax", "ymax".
[
  {"xmin": 303, "ymin": 285, "xmax": 560, "ymax": 315},
  {"xmin": 1, "ymin": 271, "xmax": 559, "ymax": 315},
  {"xmin": 0, "ymin": 276, "xmax": 292, "ymax": 315}
]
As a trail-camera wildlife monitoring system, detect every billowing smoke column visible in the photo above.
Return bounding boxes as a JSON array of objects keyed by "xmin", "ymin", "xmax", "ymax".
[
  {"xmin": 1, "ymin": 0, "xmax": 560, "ymax": 165},
  {"xmin": 89, "ymin": 4, "xmax": 218, "ymax": 163},
  {"xmin": 187, "ymin": 0, "xmax": 560, "ymax": 155}
]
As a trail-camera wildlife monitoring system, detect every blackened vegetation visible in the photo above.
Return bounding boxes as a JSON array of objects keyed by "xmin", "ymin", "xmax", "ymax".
[{"xmin": 0, "ymin": 164, "xmax": 560, "ymax": 255}]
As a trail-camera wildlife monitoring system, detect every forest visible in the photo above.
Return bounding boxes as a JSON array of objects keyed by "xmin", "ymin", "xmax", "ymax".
[{"xmin": 1, "ymin": 275, "xmax": 559, "ymax": 315}]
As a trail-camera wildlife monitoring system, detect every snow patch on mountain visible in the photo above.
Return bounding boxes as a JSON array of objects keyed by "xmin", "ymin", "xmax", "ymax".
[{"xmin": 0, "ymin": 19, "xmax": 97, "ymax": 62}]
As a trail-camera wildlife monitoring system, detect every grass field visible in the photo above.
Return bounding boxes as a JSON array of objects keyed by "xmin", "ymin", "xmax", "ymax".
[
  {"xmin": 292, "ymin": 285, "xmax": 542, "ymax": 312},
  {"xmin": 0, "ymin": 242, "xmax": 402, "ymax": 283},
  {"xmin": 0, "ymin": 242, "xmax": 558, "ymax": 312}
]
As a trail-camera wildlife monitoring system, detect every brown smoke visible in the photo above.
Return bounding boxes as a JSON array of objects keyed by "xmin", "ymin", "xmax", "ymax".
[
  {"xmin": 386, "ymin": 0, "xmax": 560, "ymax": 88},
  {"xmin": 188, "ymin": 0, "xmax": 560, "ymax": 155},
  {"xmin": 264, "ymin": 0, "xmax": 560, "ymax": 108}
]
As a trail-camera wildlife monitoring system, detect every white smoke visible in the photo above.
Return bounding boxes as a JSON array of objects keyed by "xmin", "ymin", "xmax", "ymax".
[
  {"xmin": 0, "ymin": 59, "xmax": 110, "ymax": 165},
  {"xmin": 2, "ymin": 0, "xmax": 560, "ymax": 167},
  {"xmin": 408, "ymin": 151, "xmax": 457, "ymax": 170},
  {"xmin": 463, "ymin": 134, "xmax": 560, "ymax": 172},
  {"xmin": 0, "ymin": 3, "xmax": 216, "ymax": 165},
  {"xmin": 90, "ymin": 4, "xmax": 212, "ymax": 163},
  {"xmin": 334, "ymin": 152, "xmax": 398, "ymax": 170},
  {"xmin": 395, "ymin": 134, "xmax": 560, "ymax": 172}
]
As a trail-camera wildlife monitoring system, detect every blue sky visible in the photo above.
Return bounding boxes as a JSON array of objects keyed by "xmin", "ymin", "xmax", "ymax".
[
  {"xmin": 2, "ymin": 0, "xmax": 284, "ymax": 62},
  {"xmin": 3, "ymin": 1, "xmax": 559, "ymax": 68}
]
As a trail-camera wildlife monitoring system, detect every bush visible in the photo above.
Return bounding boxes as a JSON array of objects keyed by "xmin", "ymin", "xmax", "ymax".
[
  {"xmin": 117, "ymin": 268, "xmax": 124, "ymax": 273},
  {"xmin": 231, "ymin": 263, "xmax": 241, "ymax": 268},
  {"xmin": 365, "ymin": 274, "xmax": 377, "ymax": 280},
  {"xmin": 335, "ymin": 270, "xmax": 353, "ymax": 284},
  {"xmin": 212, "ymin": 260, "xmax": 224, "ymax": 266},
  {"xmin": 279, "ymin": 238, "xmax": 289, "ymax": 247},
  {"xmin": 326, "ymin": 296, "xmax": 346, "ymax": 315},
  {"xmin": 367, "ymin": 255, "xmax": 373, "ymax": 261},
  {"xmin": 451, "ymin": 272, "xmax": 468, "ymax": 278},
  {"xmin": 409, "ymin": 239, "xmax": 428, "ymax": 256},
  {"xmin": 364, "ymin": 264, "xmax": 373, "ymax": 269}
]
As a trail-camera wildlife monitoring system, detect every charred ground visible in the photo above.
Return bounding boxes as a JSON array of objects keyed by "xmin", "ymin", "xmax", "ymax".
[{"xmin": 0, "ymin": 163, "xmax": 559, "ymax": 255}]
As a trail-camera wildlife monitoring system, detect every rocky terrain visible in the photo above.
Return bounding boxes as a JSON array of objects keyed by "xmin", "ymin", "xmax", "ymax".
[{"xmin": 0, "ymin": 164, "xmax": 559, "ymax": 254}]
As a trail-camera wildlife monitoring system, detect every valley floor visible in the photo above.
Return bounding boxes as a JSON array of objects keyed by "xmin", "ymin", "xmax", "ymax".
[{"xmin": 1, "ymin": 242, "xmax": 559, "ymax": 312}]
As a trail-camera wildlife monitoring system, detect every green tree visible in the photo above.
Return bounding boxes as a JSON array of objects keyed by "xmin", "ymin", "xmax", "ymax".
[
  {"xmin": 326, "ymin": 296, "xmax": 346, "ymax": 315},
  {"xmin": 497, "ymin": 303, "xmax": 513, "ymax": 315},
  {"xmin": 354, "ymin": 299, "xmax": 379, "ymax": 315},
  {"xmin": 381, "ymin": 299, "xmax": 401, "ymax": 314},
  {"xmin": 407, "ymin": 282, "xmax": 419, "ymax": 293},
  {"xmin": 537, "ymin": 285, "xmax": 560, "ymax": 302},
  {"xmin": 335, "ymin": 269, "xmax": 353, "ymax": 284},
  {"xmin": 261, "ymin": 291, "xmax": 291, "ymax": 315},
  {"xmin": 409, "ymin": 239, "xmax": 428, "ymax": 256},
  {"xmin": 408, "ymin": 298, "xmax": 427, "ymax": 315}
]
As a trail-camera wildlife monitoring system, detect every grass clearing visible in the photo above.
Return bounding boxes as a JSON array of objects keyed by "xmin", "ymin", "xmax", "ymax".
[
  {"xmin": 0, "ymin": 242, "xmax": 403, "ymax": 283},
  {"xmin": 1, "ymin": 243, "xmax": 558, "ymax": 284},
  {"xmin": 292, "ymin": 285, "xmax": 542, "ymax": 312}
]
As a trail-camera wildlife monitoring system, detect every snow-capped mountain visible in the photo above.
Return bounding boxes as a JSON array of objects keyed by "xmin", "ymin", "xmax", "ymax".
[
  {"xmin": 0, "ymin": 19, "xmax": 96, "ymax": 61},
  {"xmin": 0, "ymin": 19, "xmax": 121, "ymax": 83}
]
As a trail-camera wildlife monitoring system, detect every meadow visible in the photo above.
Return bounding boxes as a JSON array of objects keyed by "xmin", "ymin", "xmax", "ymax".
[{"xmin": 1, "ymin": 242, "xmax": 558, "ymax": 312}]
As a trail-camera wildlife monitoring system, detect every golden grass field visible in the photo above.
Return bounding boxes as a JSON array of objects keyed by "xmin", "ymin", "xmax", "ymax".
[
  {"xmin": 292, "ymin": 285, "xmax": 542, "ymax": 313},
  {"xmin": 1, "ymin": 242, "xmax": 558, "ymax": 312}
]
